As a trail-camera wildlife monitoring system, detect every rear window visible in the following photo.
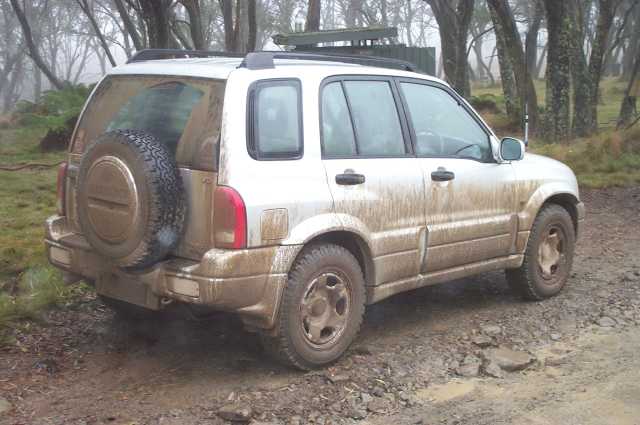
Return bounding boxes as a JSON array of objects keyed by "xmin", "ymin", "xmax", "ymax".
[{"xmin": 72, "ymin": 76, "xmax": 225, "ymax": 171}]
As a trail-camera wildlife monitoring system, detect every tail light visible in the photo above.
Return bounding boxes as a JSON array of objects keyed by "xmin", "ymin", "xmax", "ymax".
[
  {"xmin": 213, "ymin": 186, "xmax": 247, "ymax": 249},
  {"xmin": 56, "ymin": 162, "xmax": 68, "ymax": 215}
]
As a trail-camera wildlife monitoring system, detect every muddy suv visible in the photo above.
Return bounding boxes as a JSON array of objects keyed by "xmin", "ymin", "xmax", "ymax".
[{"xmin": 46, "ymin": 50, "xmax": 584, "ymax": 370}]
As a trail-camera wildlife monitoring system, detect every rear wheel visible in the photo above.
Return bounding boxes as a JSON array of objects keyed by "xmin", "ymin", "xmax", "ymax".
[
  {"xmin": 506, "ymin": 204, "xmax": 576, "ymax": 300},
  {"xmin": 261, "ymin": 244, "xmax": 366, "ymax": 370}
]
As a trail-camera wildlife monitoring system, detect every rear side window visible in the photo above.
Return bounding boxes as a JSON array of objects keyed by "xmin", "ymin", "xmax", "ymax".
[
  {"xmin": 72, "ymin": 76, "xmax": 225, "ymax": 171},
  {"xmin": 248, "ymin": 79, "xmax": 303, "ymax": 160}
]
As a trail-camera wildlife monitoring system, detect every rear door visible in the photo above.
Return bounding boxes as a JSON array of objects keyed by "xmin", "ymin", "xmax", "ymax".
[
  {"xmin": 397, "ymin": 79, "xmax": 517, "ymax": 273},
  {"xmin": 320, "ymin": 77, "xmax": 425, "ymax": 286}
]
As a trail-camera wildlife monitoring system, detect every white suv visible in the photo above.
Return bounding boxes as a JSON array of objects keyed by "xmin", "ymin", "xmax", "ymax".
[{"xmin": 45, "ymin": 50, "xmax": 584, "ymax": 370}]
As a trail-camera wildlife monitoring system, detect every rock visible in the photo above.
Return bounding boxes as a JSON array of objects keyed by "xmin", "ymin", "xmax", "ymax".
[
  {"xmin": 360, "ymin": 393, "xmax": 373, "ymax": 404},
  {"xmin": 288, "ymin": 415, "xmax": 303, "ymax": 425},
  {"xmin": 482, "ymin": 348, "xmax": 535, "ymax": 372},
  {"xmin": 0, "ymin": 397, "xmax": 11, "ymax": 415},
  {"xmin": 480, "ymin": 324, "xmax": 502, "ymax": 337},
  {"xmin": 596, "ymin": 316, "xmax": 617, "ymax": 327},
  {"xmin": 346, "ymin": 407, "xmax": 367, "ymax": 420},
  {"xmin": 372, "ymin": 386, "xmax": 385, "ymax": 397},
  {"xmin": 353, "ymin": 345, "xmax": 372, "ymax": 356},
  {"xmin": 367, "ymin": 398, "xmax": 390, "ymax": 414},
  {"xmin": 217, "ymin": 403, "xmax": 253, "ymax": 422},
  {"xmin": 550, "ymin": 333, "xmax": 562, "ymax": 341},
  {"xmin": 325, "ymin": 373, "xmax": 350, "ymax": 384},
  {"xmin": 33, "ymin": 358, "xmax": 60, "ymax": 374},
  {"xmin": 456, "ymin": 362, "xmax": 481, "ymax": 378},
  {"xmin": 483, "ymin": 362, "xmax": 504, "ymax": 378},
  {"xmin": 472, "ymin": 335, "xmax": 494, "ymax": 348}
]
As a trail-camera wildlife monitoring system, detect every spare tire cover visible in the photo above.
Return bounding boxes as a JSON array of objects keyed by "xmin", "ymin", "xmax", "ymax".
[{"xmin": 76, "ymin": 129, "xmax": 185, "ymax": 270}]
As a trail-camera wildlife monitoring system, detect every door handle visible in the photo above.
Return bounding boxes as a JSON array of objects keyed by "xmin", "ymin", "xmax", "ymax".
[
  {"xmin": 431, "ymin": 168, "xmax": 455, "ymax": 182},
  {"xmin": 336, "ymin": 172, "xmax": 365, "ymax": 185}
]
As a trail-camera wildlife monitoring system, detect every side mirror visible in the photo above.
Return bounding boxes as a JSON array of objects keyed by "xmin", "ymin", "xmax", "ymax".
[{"xmin": 500, "ymin": 137, "xmax": 525, "ymax": 161}]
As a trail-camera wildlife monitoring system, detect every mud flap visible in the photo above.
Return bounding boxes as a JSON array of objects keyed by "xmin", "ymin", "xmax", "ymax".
[{"xmin": 96, "ymin": 273, "xmax": 161, "ymax": 310}]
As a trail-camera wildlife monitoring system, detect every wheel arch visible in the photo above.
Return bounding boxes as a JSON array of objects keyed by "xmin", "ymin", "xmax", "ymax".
[
  {"xmin": 542, "ymin": 193, "xmax": 580, "ymax": 235},
  {"xmin": 291, "ymin": 230, "xmax": 375, "ymax": 287}
]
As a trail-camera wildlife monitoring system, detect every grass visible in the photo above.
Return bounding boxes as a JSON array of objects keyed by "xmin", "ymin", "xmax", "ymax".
[
  {"xmin": 472, "ymin": 77, "xmax": 627, "ymax": 131},
  {"xmin": 0, "ymin": 127, "xmax": 80, "ymax": 341},
  {"xmin": 471, "ymin": 77, "xmax": 640, "ymax": 188}
]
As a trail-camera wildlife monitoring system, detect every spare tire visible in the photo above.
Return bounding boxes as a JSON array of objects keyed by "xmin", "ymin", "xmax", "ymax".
[{"xmin": 76, "ymin": 129, "xmax": 185, "ymax": 270}]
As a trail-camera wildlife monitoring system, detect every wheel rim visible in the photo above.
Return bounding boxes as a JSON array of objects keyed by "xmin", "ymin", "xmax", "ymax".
[
  {"xmin": 537, "ymin": 224, "xmax": 566, "ymax": 281},
  {"xmin": 299, "ymin": 271, "xmax": 351, "ymax": 347}
]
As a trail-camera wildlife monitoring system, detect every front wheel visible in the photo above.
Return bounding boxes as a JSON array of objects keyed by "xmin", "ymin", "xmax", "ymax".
[
  {"xmin": 506, "ymin": 204, "xmax": 576, "ymax": 300},
  {"xmin": 261, "ymin": 244, "xmax": 366, "ymax": 370}
]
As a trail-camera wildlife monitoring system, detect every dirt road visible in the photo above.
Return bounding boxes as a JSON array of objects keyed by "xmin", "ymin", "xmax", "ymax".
[{"xmin": 1, "ymin": 186, "xmax": 639, "ymax": 425}]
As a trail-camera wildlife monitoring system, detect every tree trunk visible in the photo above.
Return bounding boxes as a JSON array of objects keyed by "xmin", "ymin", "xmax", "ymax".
[
  {"xmin": 587, "ymin": 0, "xmax": 616, "ymax": 132},
  {"xmin": 306, "ymin": 0, "xmax": 321, "ymax": 32},
  {"xmin": 617, "ymin": 50, "xmax": 640, "ymax": 128},
  {"xmin": 219, "ymin": 0, "xmax": 241, "ymax": 52},
  {"xmin": 425, "ymin": 0, "xmax": 474, "ymax": 97},
  {"xmin": 113, "ymin": 0, "xmax": 144, "ymax": 51},
  {"xmin": 139, "ymin": 0, "xmax": 172, "ymax": 49},
  {"xmin": 180, "ymin": 0, "xmax": 206, "ymax": 50},
  {"xmin": 487, "ymin": 0, "xmax": 539, "ymax": 132},
  {"xmin": 491, "ymin": 7, "xmax": 518, "ymax": 119},
  {"xmin": 568, "ymin": 0, "xmax": 593, "ymax": 137},
  {"xmin": 543, "ymin": 0, "xmax": 572, "ymax": 141},
  {"xmin": 247, "ymin": 0, "xmax": 257, "ymax": 52},
  {"xmin": 3, "ymin": 56, "xmax": 23, "ymax": 112},
  {"xmin": 77, "ymin": 0, "xmax": 117, "ymax": 67},
  {"xmin": 10, "ymin": 0, "xmax": 63, "ymax": 90},
  {"xmin": 525, "ymin": 0, "xmax": 544, "ymax": 76}
]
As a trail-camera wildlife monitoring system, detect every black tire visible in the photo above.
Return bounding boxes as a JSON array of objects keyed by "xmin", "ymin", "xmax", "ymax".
[
  {"xmin": 506, "ymin": 204, "xmax": 576, "ymax": 300},
  {"xmin": 261, "ymin": 244, "xmax": 366, "ymax": 370},
  {"xmin": 76, "ymin": 130, "xmax": 185, "ymax": 270}
]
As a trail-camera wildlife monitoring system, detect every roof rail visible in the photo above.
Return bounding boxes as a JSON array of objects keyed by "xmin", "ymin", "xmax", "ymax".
[
  {"xmin": 127, "ymin": 48, "xmax": 421, "ymax": 73},
  {"xmin": 240, "ymin": 51, "xmax": 420, "ymax": 73},
  {"xmin": 127, "ymin": 49, "xmax": 245, "ymax": 63}
]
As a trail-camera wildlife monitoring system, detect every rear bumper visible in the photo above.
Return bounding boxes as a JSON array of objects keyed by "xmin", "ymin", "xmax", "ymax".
[{"xmin": 45, "ymin": 215, "xmax": 298, "ymax": 329}]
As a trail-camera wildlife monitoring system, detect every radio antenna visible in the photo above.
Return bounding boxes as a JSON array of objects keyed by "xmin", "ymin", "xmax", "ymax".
[{"xmin": 524, "ymin": 31, "xmax": 530, "ymax": 146}]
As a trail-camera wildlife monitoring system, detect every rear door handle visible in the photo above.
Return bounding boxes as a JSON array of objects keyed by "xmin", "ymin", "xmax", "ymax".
[
  {"xmin": 431, "ymin": 168, "xmax": 455, "ymax": 182},
  {"xmin": 336, "ymin": 172, "xmax": 365, "ymax": 185}
]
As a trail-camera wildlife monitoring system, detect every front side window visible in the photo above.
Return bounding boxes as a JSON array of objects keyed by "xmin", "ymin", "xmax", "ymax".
[
  {"xmin": 400, "ymin": 82, "xmax": 492, "ymax": 161},
  {"xmin": 250, "ymin": 80, "xmax": 302, "ymax": 159}
]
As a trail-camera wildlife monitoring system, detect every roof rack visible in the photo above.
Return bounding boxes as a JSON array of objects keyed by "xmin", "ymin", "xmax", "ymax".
[
  {"xmin": 127, "ymin": 49, "xmax": 420, "ymax": 73},
  {"xmin": 127, "ymin": 49, "xmax": 245, "ymax": 63},
  {"xmin": 240, "ymin": 51, "xmax": 420, "ymax": 72}
]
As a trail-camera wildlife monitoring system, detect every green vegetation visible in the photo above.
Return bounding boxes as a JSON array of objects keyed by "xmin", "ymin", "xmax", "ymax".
[
  {"xmin": 13, "ymin": 84, "xmax": 91, "ymax": 134},
  {"xmin": 0, "ymin": 128, "xmax": 81, "ymax": 341},
  {"xmin": 472, "ymin": 77, "xmax": 640, "ymax": 187}
]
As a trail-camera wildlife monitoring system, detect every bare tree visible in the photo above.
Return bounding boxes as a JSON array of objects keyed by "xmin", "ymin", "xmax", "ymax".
[
  {"xmin": 617, "ymin": 50, "xmax": 639, "ymax": 127},
  {"xmin": 306, "ymin": 0, "xmax": 322, "ymax": 31},
  {"xmin": 424, "ymin": 0, "xmax": 475, "ymax": 97},
  {"xmin": 76, "ymin": 0, "xmax": 117, "ymax": 66},
  {"xmin": 487, "ymin": 0, "xmax": 539, "ymax": 131},
  {"xmin": 9, "ymin": 0, "xmax": 63, "ymax": 90},
  {"xmin": 543, "ymin": 0, "xmax": 572, "ymax": 141},
  {"xmin": 179, "ymin": 0, "xmax": 206, "ymax": 50}
]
